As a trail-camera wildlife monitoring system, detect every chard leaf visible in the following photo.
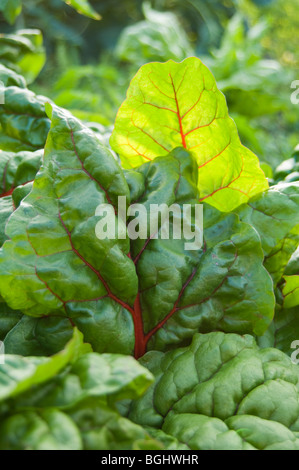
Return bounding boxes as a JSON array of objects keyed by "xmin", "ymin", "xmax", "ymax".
[
  {"xmin": 0, "ymin": 409, "xmax": 82, "ymax": 450},
  {"xmin": 0, "ymin": 30, "xmax": 45, "ymax": 83},
  {"xmin": 110, "ymin": 57, "xmax": 268, "ymax": 212},
  {"xmin": 0, "ymin": 64, "xmax": 26, "ymax": 88},
  {"xmin": 237, "ymin": 183, "xmax": 299, "ymax": 256},
  {"xmin": 0, "ymin": 149, "xmax": 43, "ymax": 195},
  {"xmin": 2, "ymin": 315, "xmax": 73, "ymax": 356},
  {"xmin": 0, "ymin": 86, "xmax": 51, "ymax": 151},
  {"xmin": 283, "ymin": 276, "xmax": 299, "ymax": 309},
  {"xmin": 257, "ymin": 306, "xmax": 299, "ymax": 357},
  {"xmin": 236, "ymin": 182, "xmax": 299, "ymax": 284},
  {"xmin": 68, "ymin": 401, "xmax": 161, "ymax": 450},
  {"xmin": 0, "ymin": 328, "xmax": 90, "ymax": 402},
  {"xmin": 0, "ymin": 302, "xmax": 22, "ymax": 341},
  {"xmin": 0, "ymin": 196, "xmax": 14, "ymax": 245},
  {"xmin": 0, "ymin": 340, "xmax": 156, "ymax": 450},
  {"xmin": 0, "ymin": 107, "xmax": 274, "ymax": 357},
  {"xmin": 15, "ymin": 353, "xmax": 153, "ymax": 409},
  {"xmin": 128, "ymin": 332, "xmax": 299, "ymax": 450},
  {"xmin": 0, "ymin": 104, "xmax": 137, "ymax": 355}
]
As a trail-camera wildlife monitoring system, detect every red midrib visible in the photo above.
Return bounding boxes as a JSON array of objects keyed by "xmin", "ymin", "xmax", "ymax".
[
  {"xmin": 169, "ymin": 73, "xmax": 187, "ymax": 149},
  {"xmin": 53, "ymin": 122, "xmax": 195, "ymax": 359},
  {"xmin": 58, "ymin": 206, "xmax": 196, "ymax": 358}
]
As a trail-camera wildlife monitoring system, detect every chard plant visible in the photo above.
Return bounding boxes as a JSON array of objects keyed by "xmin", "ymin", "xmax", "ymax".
[{"xmin": 0, "ymin": 47, "xmax": 299, "ymax": 450}]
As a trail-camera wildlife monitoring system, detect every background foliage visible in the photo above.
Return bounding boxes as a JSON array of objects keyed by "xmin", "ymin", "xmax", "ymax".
[
  {"xmin": 1, "ymin": 0, "xmax": 298, "ymax": 167},
  {"xmin": 1, "ymin": 0, "xmax": 299, "ymax": 451}
]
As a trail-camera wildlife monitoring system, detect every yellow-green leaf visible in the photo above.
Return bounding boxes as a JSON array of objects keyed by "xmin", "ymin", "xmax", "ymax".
[
  {"xmin": 110, "ymin": 57, "xmax": 268, "ymax": 212},
  {"xmin": 283, "ymin": 275, "xmax": 299, "ymax": 309}
]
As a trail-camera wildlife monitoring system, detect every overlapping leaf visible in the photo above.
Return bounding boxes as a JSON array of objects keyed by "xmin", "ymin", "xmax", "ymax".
[
  {"xmin": 0, "ymin": 149, "xmax": 43, "ymax": 195},
  {"xmin": 0, "ymin": 105, "xmax": 275, "ymax": 358},
  {"xmin": 110, "ymin": 57, "xmax": 268, "ymax": 212},
  {"xmin": 0, "ymin": 328, "xmax": 90, "ymax": 402},
  {"xmin": 236, "ymin": 182, "xmax": 299, "ymax": 284},
  {"xmin": 0, "ymin": 29, "xmax": 45, "ymax": 83},
  {"xmin": 128, "ymin": 332, "xmax": 299, "ymax": 450},
  {"xmin": 0, "ymin": 85, "xmax": 51, "ymax": 151},
  {"xmin": 283, "ymin": 276, "xmax": 299, "ymax": 309},
  {"xmin": 0, "ymin": 329, "xmax": 158, "ymax": 450}
]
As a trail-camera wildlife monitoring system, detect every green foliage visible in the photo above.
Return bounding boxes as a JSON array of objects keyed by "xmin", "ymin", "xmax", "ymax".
[
  {"xmin": 0, "ymin": 0, "xmax": 22, "ymax": 25},
  {"xmin": 111, "ymin": 57, "xmax": 268, "ymax": 211},
  {"xmin": 0, "ymin": 29, "xmax": 46, "ymax": 84},
  {"xmin": 0, "ymin": 0, "xmax": 101, "ymax": 25},
  {"xmin": 0, "ymin": 330, "xmax": 161, "ymax": 450},
  {"xmin": 128, "ymin": 332, "xmax": 299, "ymax": 450},
  {"xmin": 62, "ymin": 0, "xmax": 101, "ymax": 20},
  {"xmin": 0, "ymin": 4, "xmax": 298, "ymax": 451},
  {"xmin": 116, "ymin": 3, "xmax": 193, "ymax": 65}
]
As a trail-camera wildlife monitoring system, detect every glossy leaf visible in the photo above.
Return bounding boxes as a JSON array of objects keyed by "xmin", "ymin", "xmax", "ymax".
[
  {"xmin": 257, "ymin": 306, "xmax": 299, "ymax": 357},
  {"xmin": 110, "ymin": 57, "xmax": 268, "ymax": 211},
  {"xmin": 0, "ymin": 86, "xmax": 51, "ymax": 151},
  {"xmin": 68, "ymin": 401, "xmax": 161, "ymax": 450},
  {"xmin": 2, "ymin": 315, "xmax": 73, "ymax": 356},
  {"xmin": 0, "ymin": 64, "xmax": 26, "ymax": 88},
  {"xmin": 0, "ymin": 105, "xmax": 275, "ymax": 358},
  {"xmin": 236, "ymin": 182, "xmax": 299, "ymax": 284},
  {"xmin": 0, "ymin": 410, "xmax": 82, "ymax": 450},
  {"xmin": 0, "ymin": 196, "xmax": 14, "ymax": 246},
  {"xmin": 0, "ymin": 30, "xmax": 46, "ymax": 83},
  {"xmin": 283, "ymin": 276, "xmax": 299, "ymax": 309},
  {"xmin": 0, "ymin": 329, "xmax": 90, "ymax": 402},
  {"xmin": 129, "ymin": 332, "xmax": 299, "ymax": 450},
  {"xmin": 16, "ymin": 353, "xmax": 153, "ymax": 410},
  {"xmin": 0, "ymin": 301, "xmax": 22, "ymax": 341},
  {"xmin": 0, "ymin": 149, "xmax": 43, "ymax": 195}
]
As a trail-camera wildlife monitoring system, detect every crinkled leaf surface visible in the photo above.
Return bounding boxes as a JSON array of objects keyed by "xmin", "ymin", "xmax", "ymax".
[
  {"xmin": 0, "ymin": 196, "xmax": 14, "ymax": 245},
  {"xmin": 15, "ymin": 353, "xmax": 153, "ymax": 410},
  {"xmin": 0, "ymin": 337, "xmax": 156, "ymax": 450},
  {"xmin": 67, "ymin": 401, "xmax": 161, "ymax": 450},
  {"xmin": 0, "ymin": 409, "xmax": 82, "ymax": 450},
  {"xmin": 0, "ymin": 29, "xmax": 45, "ymax": 83},
  {"xmin": 128, "ymin": 332, "xmax": 299, "ymax": 450},
  {"xmin": 0, "ymin": 105, "xmax": 274, "ymax": 358},
  {"xmin": 283, "ymin": 276, "xmax": 299, "ymax": 309},
  {"xmin": 0, "ymin": 301, "xmax": 22, "ymax": 341},
  {"xmin": 0, "ymin": 149, "xmax": 43, "ymax": 195},
  {"xmin": 0, "ymin": 108, "xmax": 274, "ymax": 357},
  {"xmin": 257, "ymin": 306, "xmax": 299, "ymax": 357},
  {"xmin": 0, "ymin": 328, "xmax": 89, "ymax": 402},
  {"xmin": 236, "ymin": 182, "xmax": 299, "ymax": 284},
  {"xmin": 0, "ymin": 85, "xmax": 51, "ymax": 151},
  {"xmin": 110, "ymin": 57, "xmax": 268, "ymax": 212},
  {"xmin": 0, "ymin": 64, "xmax": 26, "ymax": 88},
  {"xmin": 2, "ymin": 314, "xmax": 73, "ymax": 356}
]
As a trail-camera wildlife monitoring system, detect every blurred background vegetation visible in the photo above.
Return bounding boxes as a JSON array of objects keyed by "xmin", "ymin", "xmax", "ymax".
[{"xmin": 0, "ymin": 0, "xmax": 298, "ymax": 174}]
